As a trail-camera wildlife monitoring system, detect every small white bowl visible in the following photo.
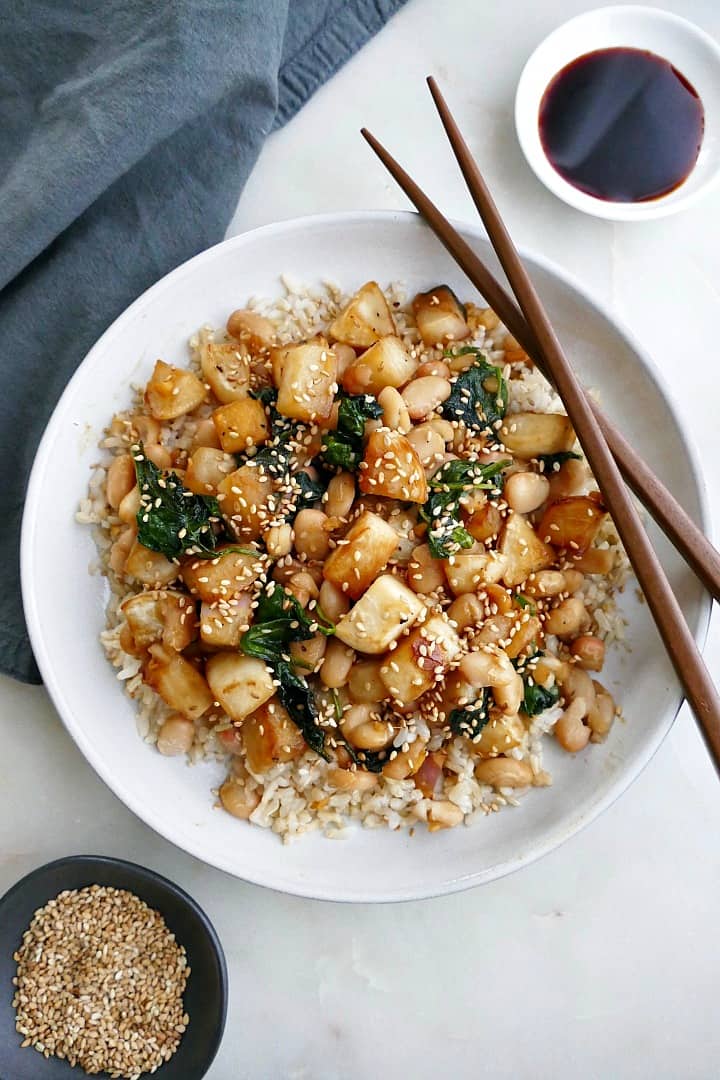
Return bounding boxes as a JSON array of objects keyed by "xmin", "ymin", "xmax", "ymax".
[{"xmin": 515, "ymin": 5, "xmax": 720, "ymax": 220}]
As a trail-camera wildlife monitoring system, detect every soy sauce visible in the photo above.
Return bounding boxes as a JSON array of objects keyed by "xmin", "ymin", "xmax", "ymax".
[{"xmin": 539, "ymin": 47, "xmax": 704, "ymax": 202}]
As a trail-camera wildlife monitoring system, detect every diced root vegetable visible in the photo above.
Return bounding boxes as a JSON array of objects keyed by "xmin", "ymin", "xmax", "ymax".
[
  {"xmin": 537, "ymin": 495, "xmax": 607, "ymax": 553},
  {"xmin": 145, "ymin": 360, "xmax": 207, "ymax": 420},
  {"xmin": 328, "ymin": 281, "xmax": 396, "ymax": 348},
  {"xmin": 273, "ymin": 339, "xmax": 337, "ymax": 422},
  {"xmin": 498, "ymin": 511, "xmax": 555, "ymax": 587},
  {"xmin": 184, "ymin": 447, "xmax": 237, "ymax": 495},
  {"xmin": 569, "ymin": 547, "xmax": 615, "ymax": 575},
  {"xmin": 342, "ymin": 335, "xmax": 417, "ymax": 395},
  {"xmin": 226, "ymin": 309, "xmax": 276, "ymax": 351},
  {"xmin": 205, "ymin": 652, "xmax": 275, "ymax": 722},
  {"xmin": 379, "ymin": 615, "xmax": 461, "ymax": 702},
  {"xmin": 144, "ymin": 644, "xmax": 213, "ymax": 719},
  {"xmin": 217, "ymin": 465, "xmax": 274, "ymax": 540},
  {"xmin": 242, "ymin": 700, "xmax": 306, "ymax": 772},
  {"xmin": 124, "ymin": 540, "xmax": 180, "ymax": 586},
  {"xmin": 121, "ymin": 590, "xmax": 197, "ymax": 651},
  {"xmin": 500, "ymin": 412, "xmax": 575, "ymax": 457},
  {"xmin": 412, "ymin": 285, "xmax": 469, "ymax": 346},
  {"xmin": 181, "ymin": 546, "xmax": 262, "ymax": 601},
  {"xmin": 359, "ymin": 428, "xmax": 427, "ymax": 503},
  {"xmin": 335, "ymin": 575, "xmax": 426, "ymax": 654},
  {"xmin": 443, "ymin": 547, "xmax": 508, "ymax": 596},
  {"xmin": 200, "ymin": 341, "xmax": 251, "ymax": 403},
  {"xmin": 200, "ymin": 593, "xmax": 252, "ymax": 649},
  {"xmin": 322, "ymin": 511, "xmax": 398, "ymax": 599},
  {"xmin": 212, "ymin": 399, "xmax": 269, "ymax": 453}
]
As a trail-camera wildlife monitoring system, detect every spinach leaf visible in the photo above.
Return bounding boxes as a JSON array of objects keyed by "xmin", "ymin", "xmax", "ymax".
[
  {"xmin": 319, "ymin": 392, "xmax": 381, "ymax": 471},
  {"xmin": 521, "ymin": 679, "xmax": 560, "ymax": 717},
  {"xmin": 441, "ymin": 350, "xmax": 508, "ymax": 432},
  {"xmin": 243, "ymin": 386, "xmax": 299, "ymax": 478},
  {"xmin": 133, "ymin": 445, "xmax": 223, "ymax": 559},
  {"xmin": 340, "ymin": 735, "xmax": 395, "ymax": 774},
  {"xmin": 448, "ymin": 688, "xmax": 491, "ymax": 740},
  {"xmin": 337, "ymin": 393, "xmax": 383, "ymax": 438},
  {"xmin": 240, "ymin": 586, "xmax": 334, "ymax": 759},
  {"xmin": 320, "ymin": 433, "xmax": 360, "ymax": 471},
  {"xmin": 292, "ymin": 470, "xmax": 324, "ymax": 513},
  {"xmin": 240, "ymin": 584, "xmax": 333, "ymax": 663},
  {"xmin": 247, "ymin": 388, "xmax": 324, "ymax": 518},
  {"xmin": 537, "ymin": 450, "xmax": 582, "ymax": 474},
  {"xmin": 251, "ymin": 386, "xmax": 278, "ymax": 408},
  {"xmin": 512, "ymin": 650, "xmax": 561, "ymax": 717},
  {"xmin": 419, "ymin": 458, "xmax": 509, "ymax": 559},
  {"xmin": 274, "ymin": 660, "xmax": 329, "ymax": 760}
]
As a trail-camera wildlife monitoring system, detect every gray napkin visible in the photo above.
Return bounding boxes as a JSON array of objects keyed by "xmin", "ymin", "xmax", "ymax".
[{"xmin": 0, "ymin": 0, "xmax": 406, "ymax": 683}]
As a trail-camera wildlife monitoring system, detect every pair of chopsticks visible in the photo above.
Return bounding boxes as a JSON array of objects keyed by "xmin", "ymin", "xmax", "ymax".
[{"xmin": 362, "ymin": 77, "xmax": 720, "ymax": 772}]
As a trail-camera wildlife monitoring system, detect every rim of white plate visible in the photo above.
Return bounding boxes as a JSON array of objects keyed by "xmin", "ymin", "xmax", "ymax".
[{"xmin": 21, "ymin": 210, "xmax": 713, "ymax": 902}]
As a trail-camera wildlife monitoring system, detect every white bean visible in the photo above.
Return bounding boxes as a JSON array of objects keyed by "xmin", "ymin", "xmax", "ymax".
[
  {"xmin": 475, "ymin": 757, "xmax": 534, "ymax": 787},
  {"xmin": 555, "ymin": 697, "xmax": 590, "ymax": 753},
  {"xmin": 320, "ymin": 638, "xmax": 355, "ymax": 688},
  {"xmin": 324, "ymin": 472, "xmax": 356, "ymax": 519},
  {"xmin": 266, "ymin": 523, "xmax": 293, "ymax": 558},
  {"xmin": 106, "ymin": 455, "xmax": 136, "ymax": 509},
  {"xmin": 340, "ymin": 703, "xmax": 394, "ymax": 750},
  {"xmin": 156, "ymin": 714, "xmax": 194, "ymax": 756},
  {"xmin": 406, "ymin": 423, "xmax": 446, "ymax": 466},
  {"xmin": 377, "ymin": 386, "xmax": 412, "ymax": 433},
  {"xmin": 407, "ymin": 543, "xmax": 446, "ymax": 595},
  {"xmin": 401, "ymin": 376, "xmax": 452, "ymax": 420},
  {"xmin": 544, "ymin": 597, "xmax": 587, "ymax": 638},
  {"xmin": 219, "ymin": 778, "xmax": 261, "ymax": 819},
  {"xmin": 318, "ymin": 579, "xmax": 350, "ymax": 621},
  {"xmin": 293, "ymin": 509, "xmax": 330, "ymax": 560},
  {"xmin": 504, "ymin": 471, "xmax": 550, "ymax": 514}
]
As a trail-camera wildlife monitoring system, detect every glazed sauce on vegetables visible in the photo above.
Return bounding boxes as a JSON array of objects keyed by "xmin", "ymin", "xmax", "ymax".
[{"xmin": 538, "ymin": 47, "xmax": 704, "ymax": 202}]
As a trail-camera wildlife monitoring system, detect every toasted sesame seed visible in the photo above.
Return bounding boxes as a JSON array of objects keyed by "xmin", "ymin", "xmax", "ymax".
[{"xmin": 12, "ymin": 886, "xmax": 189, "ymax": 1077}]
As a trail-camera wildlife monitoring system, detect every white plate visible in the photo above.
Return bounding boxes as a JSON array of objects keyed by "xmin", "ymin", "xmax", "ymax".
[
  {"xmin": 515, "ymin": 5, "xmax": 720, "ymax": 221},
  {"xmin": 21, "ymin": 211, "xmax": 711, "ymax": 902}
]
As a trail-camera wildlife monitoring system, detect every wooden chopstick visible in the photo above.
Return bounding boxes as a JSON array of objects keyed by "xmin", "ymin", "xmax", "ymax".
[
  {"xmin": 359, "ymin": 127, "xmax": 720, "ymax": 604},
  {"xmin": 421, "ymin": 76, "xmax": 720, "ymax": 769}
]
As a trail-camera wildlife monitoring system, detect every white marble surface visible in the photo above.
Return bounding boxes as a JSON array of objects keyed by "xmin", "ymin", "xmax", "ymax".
[{"xmin": 4, "ymin": 1, "xmax": 720, "ymax": 1076}]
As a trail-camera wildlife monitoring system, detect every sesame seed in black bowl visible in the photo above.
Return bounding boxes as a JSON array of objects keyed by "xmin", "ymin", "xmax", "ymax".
[{"xmin": 0, "ymin": 855, "xmax": 227, "ymax": 1080}]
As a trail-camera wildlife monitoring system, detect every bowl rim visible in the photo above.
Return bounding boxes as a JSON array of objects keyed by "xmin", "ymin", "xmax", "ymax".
[
  {"xmin": 21, "ymin": 209, "xmax": 713, "ymax": 902},
  {"xmin": 514, "ymin": 4, "xmax": 720, "ymax": 221},
  {"xmin": 0, "ymin": 854, "xmax": 228, "ymax": 1074}
]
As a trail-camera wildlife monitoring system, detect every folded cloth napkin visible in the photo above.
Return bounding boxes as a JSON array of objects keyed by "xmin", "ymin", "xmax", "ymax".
[{"xmin": 0, "ymin": 0, "xmax": 406, "ymax": 683}]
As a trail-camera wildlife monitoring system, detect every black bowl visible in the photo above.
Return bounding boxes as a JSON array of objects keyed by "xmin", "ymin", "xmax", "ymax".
[{"xmin": 0, "ymin": 855, "xmax": 228, "ymax": 1080}]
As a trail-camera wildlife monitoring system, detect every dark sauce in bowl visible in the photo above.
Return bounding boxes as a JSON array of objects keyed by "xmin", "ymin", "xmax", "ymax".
[{"xmin": 539, "ymin": 47, "xmax": 704, "ymax": 202}]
